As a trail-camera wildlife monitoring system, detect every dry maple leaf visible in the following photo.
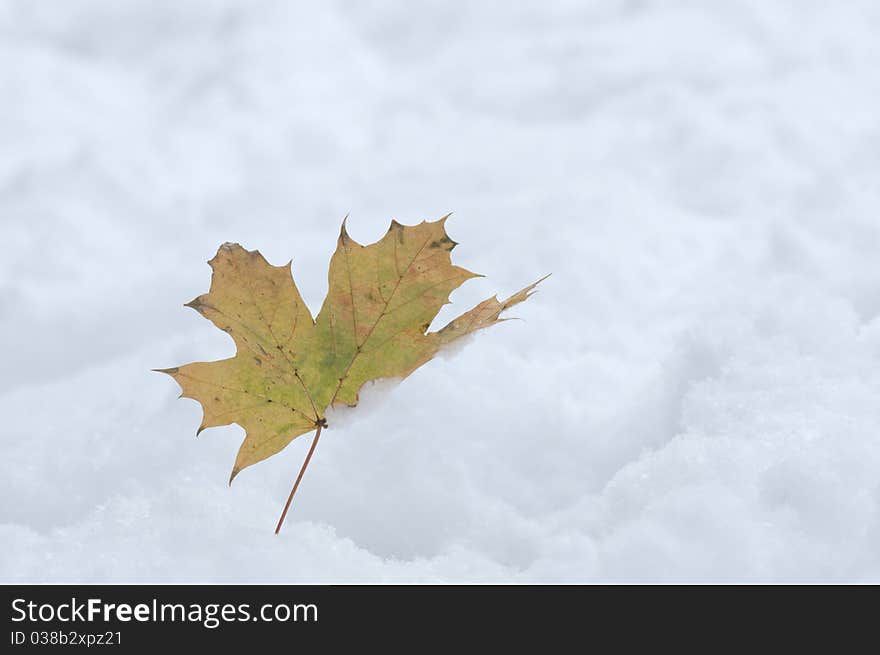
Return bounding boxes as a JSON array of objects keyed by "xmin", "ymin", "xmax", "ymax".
[{"xmin": 156, "ymin": 216, "xmax": 545, "ymax": 532}]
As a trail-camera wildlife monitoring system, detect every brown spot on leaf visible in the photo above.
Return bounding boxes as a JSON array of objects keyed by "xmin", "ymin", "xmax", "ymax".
[{"xmin": 429, "ymin": 235, "xmax": 454, "ymax": 250}]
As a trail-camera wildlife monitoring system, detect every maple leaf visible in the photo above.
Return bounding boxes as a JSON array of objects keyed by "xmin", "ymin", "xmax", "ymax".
[{"xmin": 156, "ymin": 216, "xmax": 545, "ymax": 532}]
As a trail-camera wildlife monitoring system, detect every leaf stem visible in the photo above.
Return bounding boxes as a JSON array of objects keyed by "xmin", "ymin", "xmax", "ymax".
[{"xmin": 274, "ymin": 424, "xmax": 322, "ymax": 534}]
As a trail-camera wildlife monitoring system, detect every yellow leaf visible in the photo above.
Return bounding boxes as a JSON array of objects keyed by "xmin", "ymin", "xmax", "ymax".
[{"xmin": 156, "ymin": 216, "xmax": 544, "ymax": 527}]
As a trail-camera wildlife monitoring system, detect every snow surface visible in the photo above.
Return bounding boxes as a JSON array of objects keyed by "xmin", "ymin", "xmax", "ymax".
[{"xmin": 2, "ymin": 0, "xmax": 880, "ymax": 582}]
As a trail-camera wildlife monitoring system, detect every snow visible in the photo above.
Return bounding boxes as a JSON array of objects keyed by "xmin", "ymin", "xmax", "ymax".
[{"xmin": 2, "ymin": 0, "xmax": 880, "ymax": 582}]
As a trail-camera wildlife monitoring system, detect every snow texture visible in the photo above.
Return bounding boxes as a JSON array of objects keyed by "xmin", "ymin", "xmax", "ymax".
[{"xmin": 2, "ymin": 0, "xmax": 880, "ymax": 583}]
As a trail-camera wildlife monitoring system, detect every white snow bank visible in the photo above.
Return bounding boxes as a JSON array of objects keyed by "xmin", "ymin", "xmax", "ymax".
[{"xmin": 2, "ymin": 0, "xmax": 880, "ymax": 582}]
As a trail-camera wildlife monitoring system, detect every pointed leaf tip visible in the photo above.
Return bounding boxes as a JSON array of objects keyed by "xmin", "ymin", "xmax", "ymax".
[
  {"xmin": 184, "ymin": 297, "xmax": 203, "ymax": 310},
  {"xmin": 501, "ymin": 273, "xmax": 550, "ymax": 305}
]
